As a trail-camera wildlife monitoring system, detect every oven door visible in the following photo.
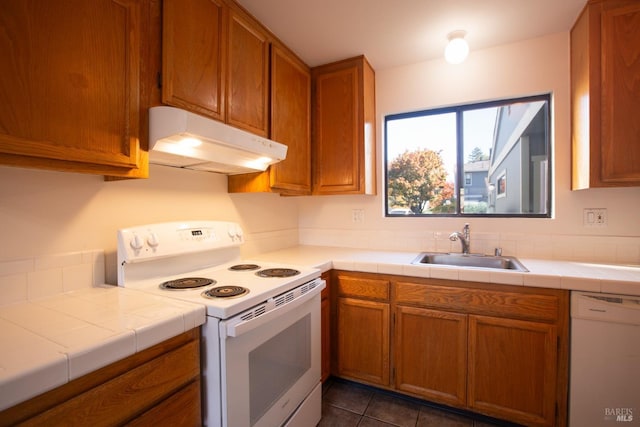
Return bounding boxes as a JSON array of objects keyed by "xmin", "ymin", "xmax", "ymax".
[{"xmin": 219, "ymin": 279, "xmax": 324, "ymax": 427}]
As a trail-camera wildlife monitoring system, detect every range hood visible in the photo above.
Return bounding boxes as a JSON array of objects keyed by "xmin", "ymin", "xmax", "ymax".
[{"xmin": 148, "ymin": 106, "xmax": 287, "ymax": 174}]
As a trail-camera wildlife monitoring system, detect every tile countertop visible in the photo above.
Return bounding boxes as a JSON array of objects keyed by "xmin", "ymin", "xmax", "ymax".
[
  {"xmin": 0, "ymin": 285, "xmax": 206, "ymax": 412},
  {"xmin": 251, "ymin": 245, "xmax": 640, "ymax": 296}
]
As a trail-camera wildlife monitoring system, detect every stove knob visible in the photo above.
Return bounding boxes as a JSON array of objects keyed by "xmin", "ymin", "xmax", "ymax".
[
  {"xmin": 147, "ymin": 233, "xmax": 159, "ymax": 248},
  {"xmin": 130, "ymin": 235, "xmax": 144, "ymax": 250},
  {"xmin": 227, "ymin": 225, "xmax": 244, "ymax": 241}
]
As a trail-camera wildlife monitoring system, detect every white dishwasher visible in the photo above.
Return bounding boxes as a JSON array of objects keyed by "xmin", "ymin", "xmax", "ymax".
[{"xmin": 570, "ymin": 292, "xmax": 640, "ymax": 427}]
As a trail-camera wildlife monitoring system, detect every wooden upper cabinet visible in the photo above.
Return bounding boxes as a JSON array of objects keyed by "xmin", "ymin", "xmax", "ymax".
[
  {"xmin": 162, "ymin": 0, "xmax": 226, "ymax": 121},
  {"xmin": 312, "ymin": 55, "xmax": 377, "ymax": 195},
  {"xmin": 0, "ymin": 0, "xmax": 150, "ymax": 178},
  {"xmin": 228, "ymin": 43, "xmax": 312, "ymax": 195},
  {"xmin": 571, "ymin": 0, "xmax": 640, "ymax": 189},
  {"xmin": 162, "ymin": 0, "xmax": 269, "ymax": 137},
  {"xmin": 269, "ymin": 44, "xmax": 312, "ymax": 194},
  {"xmin": 226, "ymin": 4, "xmax": 270, "ymax": 137}
]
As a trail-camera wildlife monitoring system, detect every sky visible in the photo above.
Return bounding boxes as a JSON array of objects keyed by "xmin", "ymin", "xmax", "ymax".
[{"xmin": 385, "ymin": 107, "xmax": 498, "ymax": 180}]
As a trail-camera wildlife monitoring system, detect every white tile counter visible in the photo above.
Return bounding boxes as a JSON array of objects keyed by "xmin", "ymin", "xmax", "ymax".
[
  {"xmin": 251, "ymin": 245, "xmax": 640, "ymax": 296},
  {"xmin": 2, "ymin": 246, "xmax": 638, "ymax": 413},
  {"xmin": 0, "ymin": 285, "xmax": 205, "ymax": 412}
]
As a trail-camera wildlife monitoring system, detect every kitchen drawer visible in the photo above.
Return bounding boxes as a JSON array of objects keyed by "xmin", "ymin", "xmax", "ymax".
[
  {"xmin": 0, "ymin": 329, "xmax": 201, "ymax": 427},
  {"xmin": 395, "ymin": 282, "xmax": 560, "ymax": 323},
  {"xmin": 336, "ymin": 274, "xmax": 390, "ymax": 301},
  {"xmin": 126, "ymin": 380, "xmax": 201, "ymax": 427}
]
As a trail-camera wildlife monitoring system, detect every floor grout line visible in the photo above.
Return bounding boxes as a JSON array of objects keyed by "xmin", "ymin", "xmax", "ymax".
[{"xmin": 320, "ymin": 378, "xmax": 522, "ymax": 427}]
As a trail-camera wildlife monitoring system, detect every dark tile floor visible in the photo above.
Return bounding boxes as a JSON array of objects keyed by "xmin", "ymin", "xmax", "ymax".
[{"xmin": 319, "ymin": 378, "xmax": 521, "ymax": 427}]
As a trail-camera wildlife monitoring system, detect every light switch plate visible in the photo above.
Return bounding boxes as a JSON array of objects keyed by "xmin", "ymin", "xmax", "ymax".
[
  {"xmin": 352, "ymin": 209, "xmax": 365, "ymax": 223},
  {"xmin": 583, "ymin": 208, "xmax": 607, "ymax": 227}
]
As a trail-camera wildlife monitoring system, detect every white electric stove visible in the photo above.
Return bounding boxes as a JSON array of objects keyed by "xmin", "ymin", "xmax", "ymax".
[{"xmin": 117, "ymin": 220, "xmax": 324, "ymax": 427}]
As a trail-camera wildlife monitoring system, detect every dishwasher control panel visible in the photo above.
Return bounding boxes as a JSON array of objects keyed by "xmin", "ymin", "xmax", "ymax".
[{"xmin": 571, "ymin": 292, "xmax": 640, "ymax": 325}]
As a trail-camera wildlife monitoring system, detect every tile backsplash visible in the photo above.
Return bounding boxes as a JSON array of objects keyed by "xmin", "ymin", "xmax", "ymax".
[
  {"xmin": 0, "ymin": 250, "xmax": 105, "ymax": 306},
  {"xmin": 0, "ymin": 228, "xmax": 637, "ymax": 307},
  {"xmin": 298, "ymin": 228, "xmax": 640, "ymax": 265}
]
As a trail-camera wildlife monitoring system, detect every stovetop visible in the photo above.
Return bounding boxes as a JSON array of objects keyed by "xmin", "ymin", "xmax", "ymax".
[
  {"xmin": 122, "ymin": 260, "xmax": 319, "ymax": 319},
  {"xmin": 117, "ymin": 221, "xmax": 321, "ymax": 319}
]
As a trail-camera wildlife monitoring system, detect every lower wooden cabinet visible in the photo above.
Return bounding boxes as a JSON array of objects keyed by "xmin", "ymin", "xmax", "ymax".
[
  {"xmin": 394, "ymin": 305, "xmax": 467, "ymax": 407},
  {"xmin": 321, "ymin": 271, "xmax": 331, "ymax": 382},
  {"xmin": 332, "ymin": 271, "xmax": 569, "ymax": 427},
  {"xmin": 337, "ymin": 297, "xmax": 390, "ymax": 386},
  {"xmin": 126, "ymin": 380, "xmax": 202, "ymax": 427},
  {"xmin": 333, "ymin": 272, "xmax": 390, "ymax": 386},
  {"xmin": 0, "ymin": 329, "xmax": 202, "ymax": 427},
  {"xmin": 468, "ymin": 315, "xmax": 558, "ymax": 426}
]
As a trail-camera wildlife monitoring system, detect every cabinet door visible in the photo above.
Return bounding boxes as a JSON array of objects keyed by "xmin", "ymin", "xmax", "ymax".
[
  {"xmin": 337, "ymin": 297, "xmax": 390, "ymax": 386},
  {"xmin": 270, "ymin": 44, "xmax": 312, "ymax": 194},
  {"xmin": 162, "ymin": 0, "xmax": 226, "ymax": 121},
  {"xmin": 312, "ymin": 56, "xmax": 376, "ymax": 195},
  {"xmin": 0, "ymin": 0, "xmax": 149, "ymax": 178},
  {"xmin": 571, "ymin": 0, "xmax": 640, "ymax": 188},
  {"xmin": 313, "ymin": 64, "xmax": 358, "ymax": 193},
  {"xmin": 468, "ymin": 315, "xmax": 558, "ymax": 427},
  {"xmin": 598, "ymin": 0, "xmax": 640, "ymax": 185},
  {"xmin": 226, "ymin": 45, "xmax": 311, "ymax": 195},
  {"xmin": 226, "ymin": 7, "xmax": 269, "ymax": 136},
  {"xmin": 394, "ymin": 306, "xmax": 467, "ymax": 407}
]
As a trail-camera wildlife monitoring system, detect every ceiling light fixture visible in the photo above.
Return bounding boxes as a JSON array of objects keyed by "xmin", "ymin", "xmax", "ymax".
[{"xmin": 444, "ymin": 30, "xmax": 469, "ymax": 64}]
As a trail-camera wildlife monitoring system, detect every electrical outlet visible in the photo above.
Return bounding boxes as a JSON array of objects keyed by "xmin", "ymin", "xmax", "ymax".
[
  {"xmin": 352, "ymin": 209, "xmax": 365, "ymax": 223},
  {"xmin": 583, "ymin": 208, "xmax": 607, "ymax": 227}
]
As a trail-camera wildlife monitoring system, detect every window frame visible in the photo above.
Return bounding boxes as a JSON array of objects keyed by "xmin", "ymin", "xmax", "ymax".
[{"xmin": 384, "ymin": 93, "xmax": 553, "ymax": 218}]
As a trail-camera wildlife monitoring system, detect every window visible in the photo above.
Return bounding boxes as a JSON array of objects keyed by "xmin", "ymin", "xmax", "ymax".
[{"xmin": 385, "ymin": 94, "xmax": 551, "ymax": 217}]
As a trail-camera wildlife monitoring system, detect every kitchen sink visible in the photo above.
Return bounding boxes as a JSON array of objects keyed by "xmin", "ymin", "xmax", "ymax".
[{"xmin": 411, "ymin": 252, "xmax": 528, "ymax": 272}]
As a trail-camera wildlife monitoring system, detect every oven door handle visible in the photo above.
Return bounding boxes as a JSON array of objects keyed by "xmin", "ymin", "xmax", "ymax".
[{"xmin": 223, "ymin": 280, "xmax": 325, "ymax": 338}]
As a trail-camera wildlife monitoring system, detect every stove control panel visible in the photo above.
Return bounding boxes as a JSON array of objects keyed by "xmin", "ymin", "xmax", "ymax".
[
  {"xmin": 179, "ymin": 227, "xmax": 214, "ymax": 242},
  {"xmin": 117, "ymin": 221, "xmax": 244, "ymax": 263}
]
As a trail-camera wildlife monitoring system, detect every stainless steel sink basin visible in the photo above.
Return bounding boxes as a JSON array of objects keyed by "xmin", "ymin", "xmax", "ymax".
[{"xmin": 411, "ymin": 252, "xmax": 528, "ymax": 272}]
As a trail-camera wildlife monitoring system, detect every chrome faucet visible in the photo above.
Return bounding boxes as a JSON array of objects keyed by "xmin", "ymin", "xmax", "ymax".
[{"xmin": 449, "ymin": 223, "xmax": 470, "ymax": 254}]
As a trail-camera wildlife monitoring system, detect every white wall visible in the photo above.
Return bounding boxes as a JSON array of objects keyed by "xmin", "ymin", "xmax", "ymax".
[
  {"xmin": 1, "ymin": 32, "xmax": 639, "ymax": 280},
  {"xmin": 297, "ymin": 32, "xmax": 640, "ymax": 263},
  {"xmin": 0, "ymin": 164, "xmax": 300, "ymax": 283}
]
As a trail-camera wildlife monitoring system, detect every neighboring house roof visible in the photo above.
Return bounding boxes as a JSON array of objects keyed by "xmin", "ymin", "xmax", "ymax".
[{"xmin": 464, "ymin": 160, "xmax": 490, "ymax": 172}]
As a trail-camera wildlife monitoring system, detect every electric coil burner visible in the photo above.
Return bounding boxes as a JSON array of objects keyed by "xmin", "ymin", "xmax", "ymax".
[
  {"xmin": 256, "ymin": 268, "xmax": 301, "ymax": 278},
  {"xmin": 203, "ymin": 285, "xmax": 249, "ymax": 299},
  {"xmin": 160, "ymin": 277, "xmax": 215, "ymax": 290},
  {"xmin": 228, "ymin": 263, "xmax": 261, "ymax": 271}
]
